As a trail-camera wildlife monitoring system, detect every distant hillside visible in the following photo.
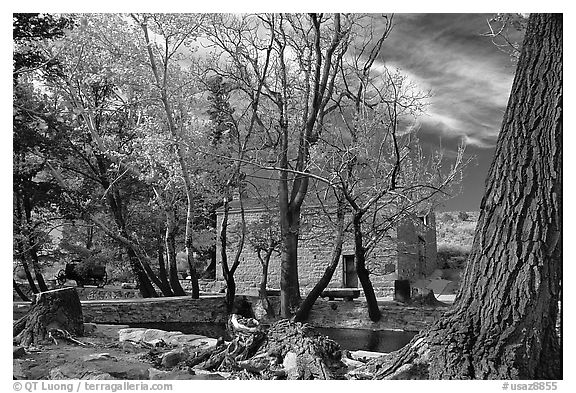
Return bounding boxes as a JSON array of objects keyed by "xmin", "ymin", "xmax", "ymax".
[{"xmin": 435, "ymin": 211, "xmax": 479, "ymax": 269}]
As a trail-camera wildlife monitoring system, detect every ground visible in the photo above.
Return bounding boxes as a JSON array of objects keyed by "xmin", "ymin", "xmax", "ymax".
[{"xmin": 13, "ymin": 324, "xmax": 227, "ymax": 380}]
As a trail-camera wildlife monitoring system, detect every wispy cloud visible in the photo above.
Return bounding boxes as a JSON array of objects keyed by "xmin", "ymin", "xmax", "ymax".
[{"xmin": 379, "ymin": 13, "xmax": 522, "ymax": 150}]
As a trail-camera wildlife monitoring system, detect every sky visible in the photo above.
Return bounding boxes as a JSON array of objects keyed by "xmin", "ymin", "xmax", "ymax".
[{"xmin": 377, "ymin": 14, "xmax": 525, "ymax": 212}]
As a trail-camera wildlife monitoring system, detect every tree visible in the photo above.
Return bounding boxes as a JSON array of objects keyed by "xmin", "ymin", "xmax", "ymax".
[
  {"xmin": 247, "ymin": 211, "xmax": 281, "ymax": 317},
  {"xmin": 13, "ymin": 13, "xmax": 75, "ymax": 296},
  {"xmin": 131, "ymin": 13, "xmax": 206, "ymax": 298},
  {"xmin": 292, "ymin": 16, "xmax": 465, "ymax": 322},
  {"xmin": 202, "ymin": 13, "xmax": 357, "ymax": 317},
  {"xmin": 372, "ymin": 13, "xmax": 561, "ymax": 380}
]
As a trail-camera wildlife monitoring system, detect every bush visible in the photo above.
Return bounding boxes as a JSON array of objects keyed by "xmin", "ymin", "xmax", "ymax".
[
  {"xmin": 458, "ymin": 211, "xmax": 470, "ymax": 221},
  {"xmin": 437, "ymin": 242, "xmax": 471, "ymax": 269}
]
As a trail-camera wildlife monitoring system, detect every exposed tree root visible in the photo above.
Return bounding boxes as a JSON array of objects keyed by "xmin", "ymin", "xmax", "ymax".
[{"xmin": 186, "ymin": 316, "xmax": 344, "ymax": 379}]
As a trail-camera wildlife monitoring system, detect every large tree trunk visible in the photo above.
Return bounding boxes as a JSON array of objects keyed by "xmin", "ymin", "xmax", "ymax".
[
  {"xmin": 279, "ymin": 221, "xmax": 302, "ymax": 318},
  {"xmin": 14, "ymin": 288, "xmax": 84, "ymax": 347},
  {"xmin": 185, "ymin": 197, "xmax": 201, "ymax": 299},
  {"xmin": 353, "ymin": 212, "xmax": 381, "ymax": 322},
  {"xmin": 156, "ymin": 234, "xmax": 173, "ymax": 296},
  {"xmin": 372, "ymin": 13, "xmax": 562, "ymax": 380},
  {"xmin": 139, "ymin": 18, "xmax": 200, "ymax": 299},
  {"xmin": 28, "ymin": 245, "xmax": 48, "ymax": 292},
  {"xmin": 255, "ymin": 247, "xmax": 275, "ymax": 318},
  {"xmin": 22, "ymin": 191, "xmax": 49, "ymax": 292},
  {"xmin": 124, "ymin": 246, "xmax": 158, "ymax": 298},
  {"xmin": 19, "ymin": 257, "xmax": 39, "ymax": 294},
  {"xmin": 294, "ymin": 198, "xmax": 346, "ymax": 322},
  {"xmin": 164, "ymin": 209, "xmax": 185, "ymax": 296},
  {"xmin": 219, "ymin": 191, "xmax": 246, "ymax": 312}
]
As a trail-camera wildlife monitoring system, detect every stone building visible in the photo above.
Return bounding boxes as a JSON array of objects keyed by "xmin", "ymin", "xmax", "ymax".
[{"xmin": 215, "ymin": 198, "xmax": 437, "ymax": 297}]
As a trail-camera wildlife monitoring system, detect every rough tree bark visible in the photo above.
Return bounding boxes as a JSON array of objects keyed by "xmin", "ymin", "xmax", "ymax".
[
  {"xmin": 352, "ymin": 212, "xmax": 381, "ymax": 322},
  {"xmin": 137, "ymin": 16, "xmax": 200, "ymax": 298},
  {"xmin": 219, "ymin": 189, "xmax": 246, "ymax": 312},
  {"xmin": 164, "ymin": 206, "xmax": 186, "ymax": 296},
  {"xmin": 256, "ymin": 244, "xmax": 276, "ymax": 318},
  {"xmin": 13, "ymin": 288, "xmax": 84, "ymax": 347},
  {"xmin": 156, "ymin": 234, "xmax": 173, "ymax": 296},
  {"xmin": 372, "ymin": 13, "xmax": 562, "ymax": 380}
]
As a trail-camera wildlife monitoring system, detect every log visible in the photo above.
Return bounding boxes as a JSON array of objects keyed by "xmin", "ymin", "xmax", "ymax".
[{"xmin": 13, "ymin": 287, "xmax": 84, "ymax": 347}]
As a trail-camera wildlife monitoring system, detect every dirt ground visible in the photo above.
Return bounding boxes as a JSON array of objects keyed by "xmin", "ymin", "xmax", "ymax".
[{"xmin": 13, "ymin": 324, "xmax": 225, "ymax": 380}]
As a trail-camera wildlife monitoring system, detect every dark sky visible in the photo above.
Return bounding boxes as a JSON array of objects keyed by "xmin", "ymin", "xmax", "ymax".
[{"xmin": 377, "ymin": 14, "xmax": 524, "ymax": 212}]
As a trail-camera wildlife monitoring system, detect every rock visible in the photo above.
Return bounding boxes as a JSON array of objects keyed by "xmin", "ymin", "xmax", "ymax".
[
  {"xmin": 83, "ymin": 323, "xmax": 98, "ymax": 335},
  {"xmin": 166, "ymin": 333, "xmax": 205, "ymax": 346},
  {"xmin": 187, "ymin": 337, "xmax": 218, "ymax": 349},
  {"xmin": 141, "ymin": 329, "xmax": 170, "ymax": 343},
  {"xmin": 13, "ymin": 346, "xmax": 26, "ymax": 359},
  {"xmin": 191, "ymin": 369, "xmax": 230, "ymax": 380},
  {"xmin": 283, "ymin": 351, "xmax": 300, "ymax": 379},
  {"xmin": 13, "ymin": 360, "xmax": 27, "ymax": 379},
  {"xmin": 161, "ymin": 348, "xmax": 188, "ymax": 368},
  {"xmin": 118, "ymin": 328, "xmax": 146, "ymax": 342},
  {"xmin": 341, "ymin": 357, "xmax": 365, "ymax": 370},
  {"xmin": 83, "ymin": 353, "xmax": 116, "ymax": 362},
  {"xmin": 149, "ymin": 367, "xmax": 199, "ymax": 380},
  {"xmin": 146, "ymin": 339, "xmax": 165, "ymax": 347},
  {"xmin": 121, "ymin": 341, "xmax": 141, "ymax": 353},
  {"xmin": 49, "ymin": 365, "xmax": 114, "ymax": 380},
  {"xmin": 350, "ymin": 350, "xmax": 385, "ymax": 362},
  {"xmin": 96, "ymin": 362, "xmax": 149, "ymax": 380},
  {"xmin": 148, "ymin": 368, "xmax": 170, "ymax": 379}
]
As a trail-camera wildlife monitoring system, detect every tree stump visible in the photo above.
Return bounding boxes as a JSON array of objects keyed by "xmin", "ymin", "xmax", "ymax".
[{"xmin": 13, "ymin": 287, "xmax": 84, "ymax": 347}]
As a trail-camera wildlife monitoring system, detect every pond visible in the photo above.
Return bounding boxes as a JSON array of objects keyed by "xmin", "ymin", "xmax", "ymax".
[{"xmin": 127, "ymin": 322, "xmax": 416, "ymax": 353}]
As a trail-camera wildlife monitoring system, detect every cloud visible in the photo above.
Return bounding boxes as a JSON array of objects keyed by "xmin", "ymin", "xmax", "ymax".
[{"xmin": 379, "ymin": 14, "xmax": 520, "ymax": 150}]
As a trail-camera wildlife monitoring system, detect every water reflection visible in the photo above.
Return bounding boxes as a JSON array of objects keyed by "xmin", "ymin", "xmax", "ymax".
[{"xmin": 127, "ymin": 322, "xmax": 416, "ymax": 353}]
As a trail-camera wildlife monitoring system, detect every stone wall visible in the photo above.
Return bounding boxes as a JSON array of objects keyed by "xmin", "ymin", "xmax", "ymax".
[
  {"xmin": 14, "ymin": 296, "xmax": 229, "ymax": 325},
  {"xmin": 13, "ymin": 296, "xmax": 446, "ymax": 332},
  {"xmin": 216, "ymin": 205, "xmax": 404, "ymax": 297}
]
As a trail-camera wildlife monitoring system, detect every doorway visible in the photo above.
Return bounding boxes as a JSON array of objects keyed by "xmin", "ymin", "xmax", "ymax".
[{"xmin": 343, "ymin": 255, "xmax": 358, "ymax": 288}]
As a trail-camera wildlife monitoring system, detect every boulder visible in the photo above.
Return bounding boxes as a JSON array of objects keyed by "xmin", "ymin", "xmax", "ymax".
[
  {"xmin": 83, "ymin": 353, "xmax": 116, "ymax": 362},
  {"xmin": 118, "ymin": 328, "xmax": 146, "ymax": 343},
  {"xmin": 13, "ymin": 360, "xmax": 27, "ymax": 379},
  {"xmin": 121, "ymin": 341, "xmax": 141, "ymax": 353},
  {"xmin": 186, "ymin": 337, "xmax": 218, "ymax": 349},
  {"xmin": 165, "ymin": 333, "xmax": 205, "ymax": 346},
  {"xmin": 283, "ymin": 351, "xmax": 300, "ymax": 379},
  {"xmin": 141, "ymin": 329, "xmax": 171, "ymax": 343},
  {"xmin": 83, "ymin": 323, "xmax": 98, "ymax": 335},
  {"xmin": 161, "ymin": 348, "xmax": 188, "ymax": 368},
  {"xmin": 350, "ymin": 350, "xmax": 385, "ymax": 362},
  {"xmin": 341, "ymin": 357, "xmax": 365, "ymax": 370}
]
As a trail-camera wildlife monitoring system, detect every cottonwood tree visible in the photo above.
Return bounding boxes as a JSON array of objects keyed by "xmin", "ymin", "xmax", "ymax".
[
  {"xmin": 293, "ymin": 16, "xmax": 466, "ymax": 321},
  {"xmin": 202, "ymin": 13, "xmax": 358, "ymax": 317},
  {"xmin": 247, "ymin": 211, "xmax": 282, "ymax": 317},
  {"xmin": 130, "ymin": 13, "xmax": 207, "ymax": 297},
  {"xmin": 370, "ymin": 13, "xmax": 561, "ymax": 380},
  {"xmin": 41, "ymin": 14, "xmax": 177, "ymax": 297}
]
